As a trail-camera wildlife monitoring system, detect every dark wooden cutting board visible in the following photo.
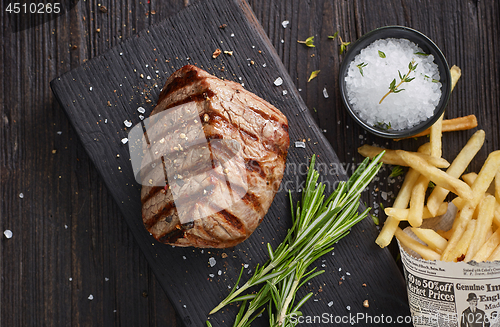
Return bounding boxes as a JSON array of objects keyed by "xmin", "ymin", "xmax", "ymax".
[{"xmin": 51, "ymin": 0, "xmax": 411, "ymax": 325}]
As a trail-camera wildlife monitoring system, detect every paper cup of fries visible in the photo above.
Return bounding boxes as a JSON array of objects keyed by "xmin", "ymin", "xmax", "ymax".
[
  {"xmin": 397, "ymin": 202, "xmax": 500, "ymax": 327},
  {"xmin": 361, "ymin": 65, "xmax": 500, "ymax": 326}
]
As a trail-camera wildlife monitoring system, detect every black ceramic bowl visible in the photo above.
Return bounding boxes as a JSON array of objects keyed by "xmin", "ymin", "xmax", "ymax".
[{"xmin": 339, "ymin": 26, "xmax": 451, "ymax": 139}]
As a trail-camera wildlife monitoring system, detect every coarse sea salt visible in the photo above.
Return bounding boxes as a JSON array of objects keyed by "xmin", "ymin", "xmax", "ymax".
[
  {"xmin": 4, "ymin": 230, "xmax": 13, "ymax": 239},
  {"xmin": 344, "ymin": 38, "xmax": 442, "ymax": 130}
]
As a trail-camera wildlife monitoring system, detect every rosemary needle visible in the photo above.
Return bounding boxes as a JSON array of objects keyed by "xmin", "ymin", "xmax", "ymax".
[{"xmin": 209, "ymin": 152, "xmax": 384, "ymax": 326}]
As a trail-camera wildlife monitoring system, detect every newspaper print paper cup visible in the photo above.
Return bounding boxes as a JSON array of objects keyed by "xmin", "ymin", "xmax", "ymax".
[{"xmin": 397, "ymin": 204, "xmax": 500, "ymax": 327}]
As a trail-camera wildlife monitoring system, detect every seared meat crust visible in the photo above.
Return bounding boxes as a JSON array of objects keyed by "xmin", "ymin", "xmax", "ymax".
[{"xmin": 141, "ymin": 65, "xmax": 289, "ymax": 248}]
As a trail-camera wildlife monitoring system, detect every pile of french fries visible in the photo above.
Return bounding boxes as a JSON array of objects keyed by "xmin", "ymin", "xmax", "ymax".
[{"xmin": 359, "ymin": 65, "xmax": 500, "ymax": 263}]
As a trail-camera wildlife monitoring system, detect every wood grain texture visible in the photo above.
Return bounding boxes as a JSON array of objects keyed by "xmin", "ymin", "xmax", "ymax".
[
  {"xmin": 1, "ymin": 0, "xmax": 499, "ymax": 326},
  {"xmin": 50, "ymin": 0, "xmax": 409, "ymax": 325}
]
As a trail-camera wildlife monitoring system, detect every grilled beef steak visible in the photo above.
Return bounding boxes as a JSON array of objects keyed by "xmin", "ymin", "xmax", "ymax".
[{"xmin": 140, "ymin": 65, "xmax": 289, "ymax": 248}]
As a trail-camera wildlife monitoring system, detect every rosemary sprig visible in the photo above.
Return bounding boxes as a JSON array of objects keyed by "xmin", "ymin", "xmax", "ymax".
[
  {"xmin": 390, "ymin": 165, "xmax": 404, "ymax": 178},
  {"xmin": 379, "ymin": 59, "xmax": 418, "ymax": 104},
  {"xmin": 209, "ymin": 153, "xmax": 384, "ymax": 326}
]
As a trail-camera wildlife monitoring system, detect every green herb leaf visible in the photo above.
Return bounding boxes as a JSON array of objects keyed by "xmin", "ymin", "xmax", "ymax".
[
  {"xmin": 428, "ymin": 181, "xmax": 436, "ymax": 189},
  {"xmin": 356, "ymin": 62, "xmax": 368, "ymax": 76},
  {"xmin": 378, "ymin": 50, "xmax": 386, "ymax": 58},
  {"xmin": 375, "ymin": 121, "xmax": 392, "ymax": 130},
  {"xmin": 338, "ymin": 36, "xmax": 350, "ymax": 55},
  {"xmin": 424, "ymin": 74, "xmax": 440, "ymax": 83},
  {"xmin": 298, "ymin": 36, "xmax": 315, "ymax": 47},
  {"xmin": 328, "ymin": 31, "xmax": 339, "ymax": 39},
  {"xmin": 370, "ymin": 213, "xmax": 379, "ymax": 226},
  {"xmin": 308, "ymin": 70, "xmax": 320, "ymax": 82},
  {"xmin": 389, "ymin": 79, "xmax": 396, "ymax": 91},
  {"xmin": 390, "ymin": 166, "xmax": 404, "ymax": 178},
  {"xmin": 414, "ymin": 52, "xmax": 429, "ymax": 56}
]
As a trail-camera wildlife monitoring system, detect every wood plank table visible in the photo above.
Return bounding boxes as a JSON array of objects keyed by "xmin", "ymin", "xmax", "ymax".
[{"xmin": 1, "ymin": 0, "xmax": 498, "ymax": 326}]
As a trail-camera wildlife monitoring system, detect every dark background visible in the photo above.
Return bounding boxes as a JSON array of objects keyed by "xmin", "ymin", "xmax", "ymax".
[{"xmin": 1, "ymin": 0, "xmax": 498, "ymax": 326}]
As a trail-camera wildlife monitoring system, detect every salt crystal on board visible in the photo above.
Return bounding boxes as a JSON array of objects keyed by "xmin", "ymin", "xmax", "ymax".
[{"xmin": 294, "ymin": 141, "xmax": 305, "ymax": 148}]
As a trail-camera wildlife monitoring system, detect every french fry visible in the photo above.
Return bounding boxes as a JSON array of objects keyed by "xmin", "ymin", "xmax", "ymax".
[
  {"xmin": 395, "ymin": 228, "xmax": 441, "ymax": 261},
  {"xmin": 408, "ymin": 175, "xmax": 429, "ymax": 227},
  {"xmin": 496, "ymin": 171, "xmax": 500, "ymax": 203},
  {"xmin": 450, "ymin": 65, "xmax": 462, "ymax": 91},
  {"xmin": 462, "ymin": 172, "xmax": 477, "ymax": 186},
  {"xmin": 384, "ymin": 203, "xmax": 448, "ymax": 221},
  {"xmin": 442, "ymin": 151, "xmax": 500, "ymax": 261},
  {"xmin": 397, "ymin": 150, "xmax": 473, "ymax": 201},
  {"xmin": 487, "ymin": 243, "xmax": 500, "ymax": 261},
  {"xmin": 445, "ymin": 219, "xmax": 476, "ymax": 262},
  {"xmin": 486, "ymin": 228, "xmax": 493, "ymax": 244},
  {"xmin": 430, "ymin": 113, "xmax": 443, "ymax": 158},
  {"xmin": 469, "ymin": 151, "xmax": 500, "ymax": 207},
  {"xmin": 426, "ymin": 130, "xmax": 485, "ymax": 215},
  {"xmin": 394, "ymin": 115, "xmax": 478, "ymax": 141},
  {"xmin": 375, "ymin": 144, "xmax": 431, "ymax": 248},
  {"xmin": 452, "ymin": 197, "xmax": 466, "ymax": 210},
  {"xmin": 376, "ymin": 168, "xmax": 420, "ymax": 248},
  {"xmin": 454, "ymin": 185, "xmax": 500, "ymax": 228},
  {"xmin": 463, "ymin": 172, "xmax": 497, "ymax": 195},
  {"xmin": 418, "ymin": 142, "xmax": 431, "ymax": 155},
  {"xmin": 495, "ymin": 206, "xmax": 500, "ymax": 228},
  {"xmin": 411, "ymin": 227, "xmax": 448, "ymax": 253},
  {"xmin": 358, "ymin": 145, "xmax": 450, "ymax": 168},
  {"xmin": 441, "ymin": 204, "xmax": 475, "ymax": 261},
  {"xmin": 464, "ymin": 195, "xmax": 496, "ymax": 261},
  {"xmin": 437, "ymin": 229, "xmax": 453, "ymax": 240},
  {"xmin": 473, "ymin": 228, "xmax": 500, "ymax": 262}
]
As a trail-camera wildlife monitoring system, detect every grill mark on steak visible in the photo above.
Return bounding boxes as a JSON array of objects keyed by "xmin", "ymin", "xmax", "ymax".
[
  {"xmin": 143, "ymin": 201, "xmax": 176, "ymax": 229},
  {"xmin": 208, "ymin": 112, "xmax": 260, "ymax": 141},
  {"xmin": 245, "ymin": 159, "xmax": 266, "ymax": 179},
  {"xmin": 241, "ymin": 190, "xmax": 264, "ymax": 214},
  {"xmin": 164, "ymin": 91, "xmax": 215, "ymax": 112},
  {"xmin": 159, "ymin": 228, "xmax": 185, "ymax": 243},
  {"xmin": 141, "ymin": 186, "xmax": 165, "ymax": 205},
  {"xmin": 208, "ymin": 203, "xmax": 245, "ymax": 234},
  {"xmin": 159, "ymin": 68, "xmax": 199, "ymax": 99}
]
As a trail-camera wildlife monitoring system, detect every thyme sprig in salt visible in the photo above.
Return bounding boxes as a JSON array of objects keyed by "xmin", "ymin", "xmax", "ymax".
[
  {"xmin": 379, "ymin": 59, "xmax": 418, "ymax": 104},
  {"xmin": 356, "ymin": 62, "xmax": 368, "ymax": 77}
]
